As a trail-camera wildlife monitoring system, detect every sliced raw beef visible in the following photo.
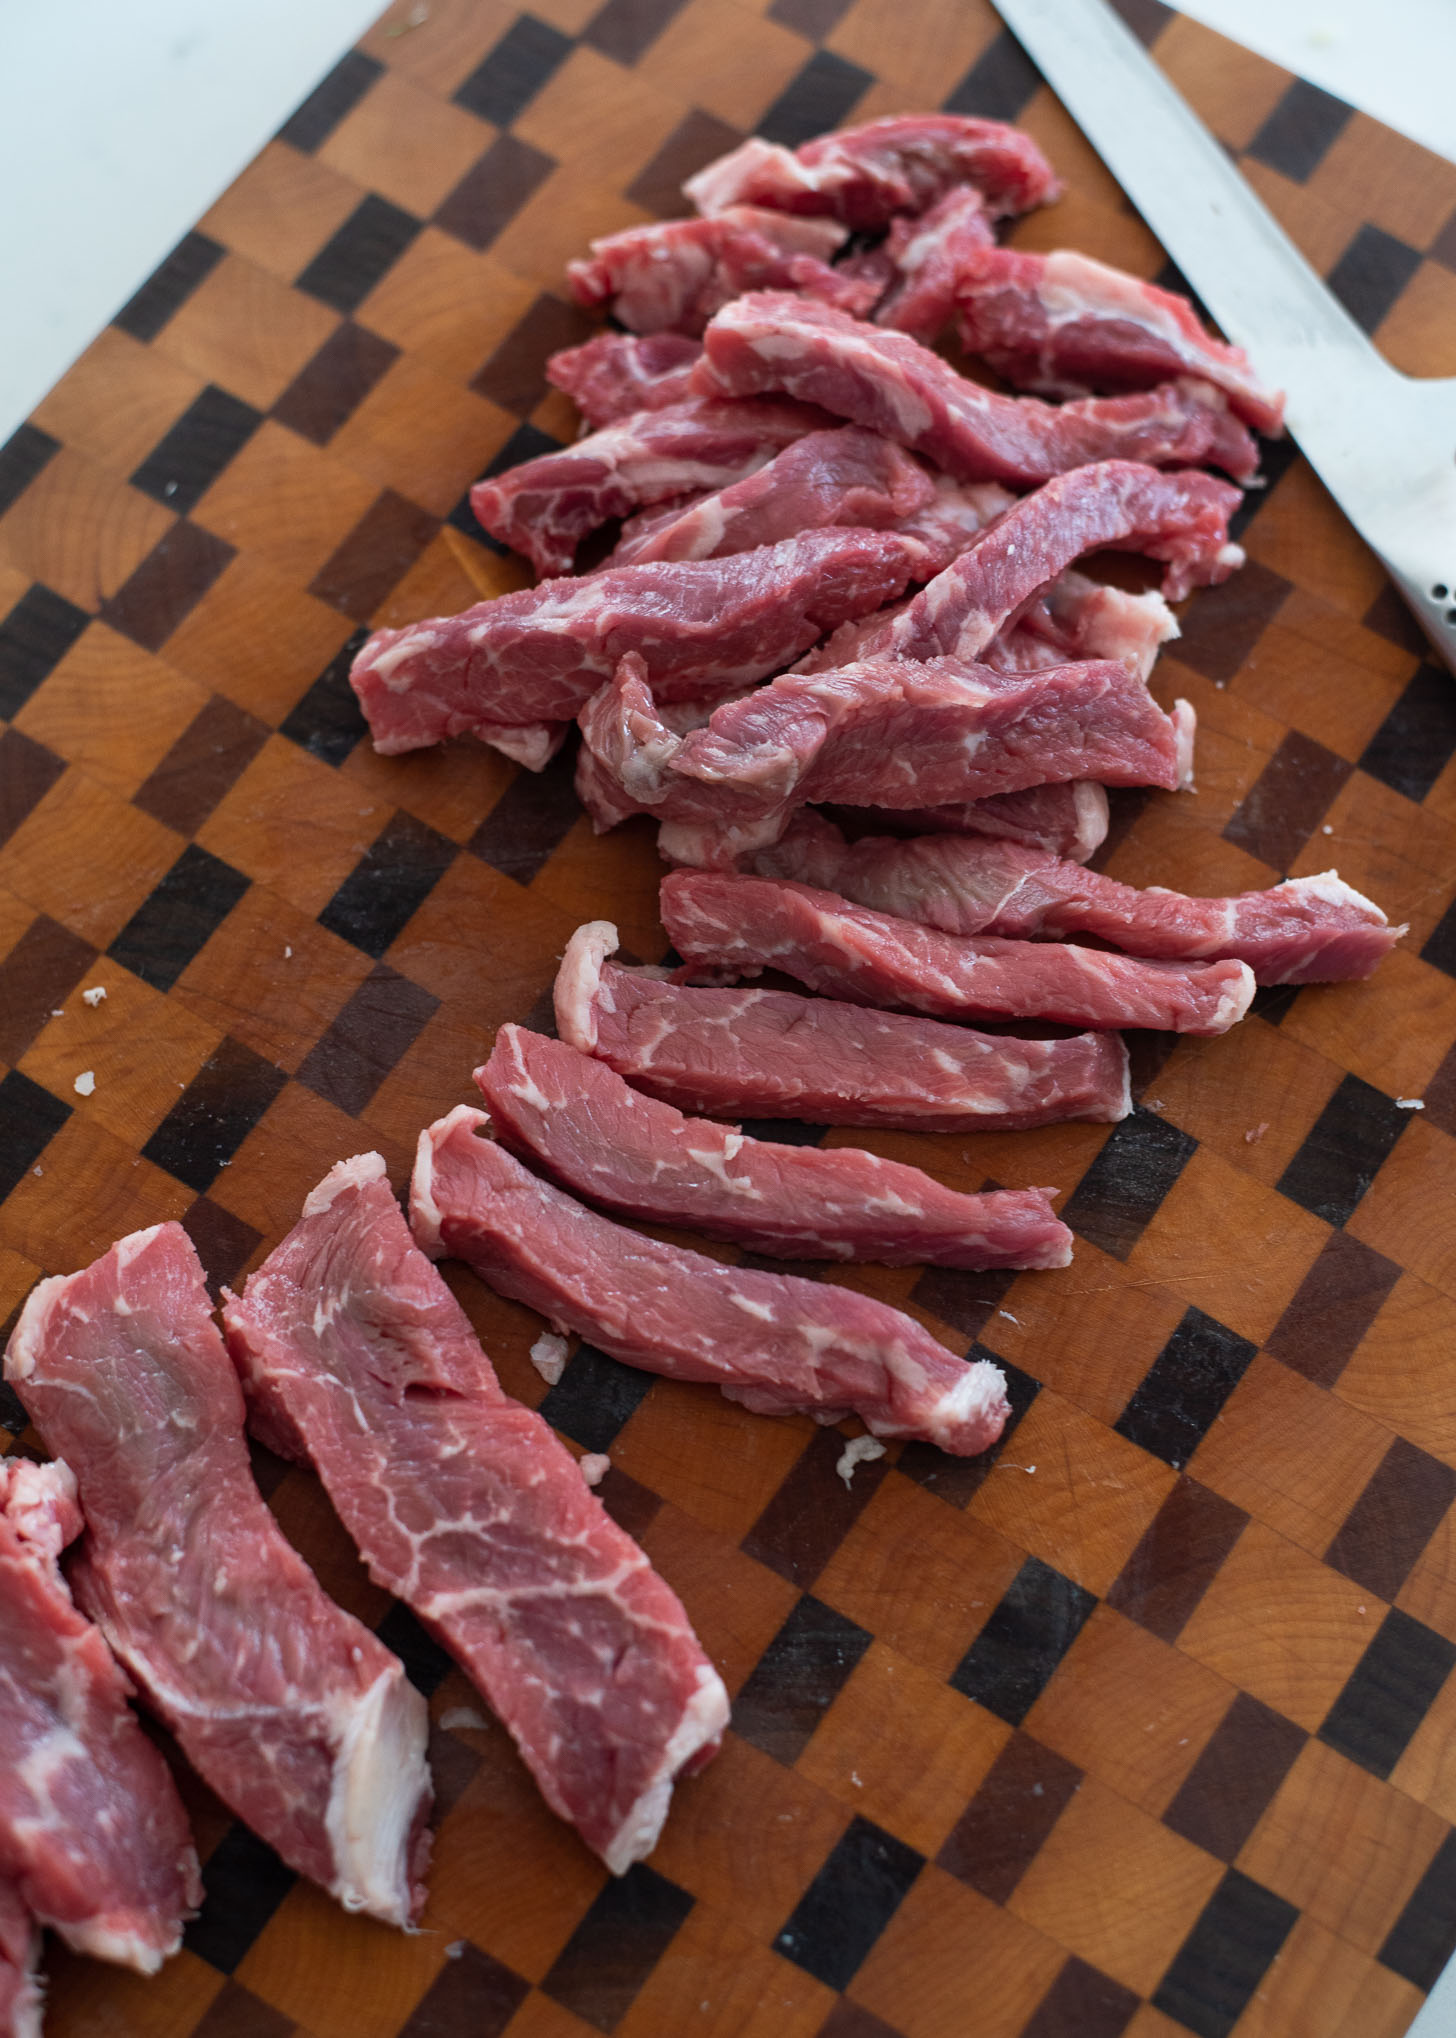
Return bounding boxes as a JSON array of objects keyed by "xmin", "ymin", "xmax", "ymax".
[
  {"xmin": 471, "ymin": 395, "xmax": 827, "ymax": 578},
  {"xmin": 955, "ymin": 248, "xmax": 1285, "ymax": 434},
  {"xmin": 607, "ymin": 426, "xmax": 935, "ymax": 566},
  {"xmin": 566, "ymin": 208, "xmax": 876, "ymax": 334},
  {"xmin": 0, "ymin": 1456, "xmax": 199, "ymax": 1975},
  {"xmin": 874, "ymin": 186, "xmax": 997, "ymax": 342},
  {"xmin": 556, "ymin": 921, "xmax": 1130, "ymax": 1130},
  {"xmin": 0, "ymin": 1882, "xmax": 39, "ymax": 2038},
  {"xmin": 799, "ymin": 459, "xmax": 1243, "ymax": 676},
  {"xmin": 7, "ymin": 1227, "xmax": 432, "ymax": 1928},
  {"xmin": 479, "ymin": 1024, "xmax": 1073, "ymax": 1269},
  {"xmin": 575, "ymin": 653, "xmax": 1193, "ymax": 865},
  {"xmin": 692, "ymin": 294, "xmax": 1259, "ymax": 483},
  {"xmin": 662, "ymin": 871, "xmax": 1256, "ymax": 1034},
  {"xmin": 684, "ymin": 114, "xmax": 1060, "ymax": 228},
  {"xmin": 412, "ymin": 1106, "xmax": 1009, "ymax": 1455},
  {"xmin": 895, "ymin": 472, "xmax": 1018, "ymax": 569},
  {"xmin": 863, "ymin": 780, "xmax": 1111, "ymax": 863},
  {"xmin": 757, "ymin": 817, "xmax": 1402, "ymax": 983},
  {"xmin": 351, "ymin": 527, "xmax": 930, "ymax": 763},
  {"xmin": 986, "ymin": 571, "xmax": 1176, "ymax": 681},
  {"xmin": 547, "ymin": 332, "xmax": 704, "ymax": 427},
  {"xmin": 223, "ymin": 1156, "xmax": 727, "ymax": 1877}
]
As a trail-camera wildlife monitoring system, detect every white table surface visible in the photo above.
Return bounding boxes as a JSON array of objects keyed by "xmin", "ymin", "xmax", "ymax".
[{"xmin": 2, "ymin": 2, "xmax": 1454, "ymax": 2030}]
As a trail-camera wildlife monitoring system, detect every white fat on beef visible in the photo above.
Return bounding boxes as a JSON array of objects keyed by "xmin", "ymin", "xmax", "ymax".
[
  {"xmin": 757, "ymin": 817, "xmax": 1403, "ymax": 984},
  {"xmin": 223, "ymin": 1156, "xmax": 727, "ymax": 1876},
  {"xmin": 0, "ymin": 1881, "xmax": 41, "ymax": 2038},
  {"xmin": 662, "ymin": 871, "xmax": 1256, "ymax": 1036},
  {"xmin": 477, "ymin": 1023, "xmax": 1072, "ymax": 1270},
  {"xmin": 691, "ymin": 293, "xmax": 1259, "ymax": 484},
  {"xmin": 411, "ymin": 1105, "xmax": 1009, "ymax": 1457},
  {"xmin": 0, "ymin": 1454, "xmax": 200, "ymax": 1975},
  {"xmin": 547, "ymin": 332, "xmax": 704, "ymax": 428},
  {"xmin": 554, "ymin": 921, "xmax": 1131, "ymax": 1132},
  {"xmin": 6, "ymin": 1226, "xmax": 431, "ymax": 1928}
]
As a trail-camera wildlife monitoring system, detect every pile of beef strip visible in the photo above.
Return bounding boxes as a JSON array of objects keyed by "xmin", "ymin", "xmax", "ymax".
[{"xmin": 0, "ymin": 113, "xmax": 1408, "ymax": 2025}]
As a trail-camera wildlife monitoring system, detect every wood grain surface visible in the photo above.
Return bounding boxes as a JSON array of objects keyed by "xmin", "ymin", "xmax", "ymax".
[{"xmin": 3, "ymin": 2, "xmax": 1456, "ymax": 2034}]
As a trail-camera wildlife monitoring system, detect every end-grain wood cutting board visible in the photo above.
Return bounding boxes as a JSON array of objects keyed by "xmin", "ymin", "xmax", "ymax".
[{"xmin": 3, "ymin": 2, "xmax": 1456, "ymax": 2033}]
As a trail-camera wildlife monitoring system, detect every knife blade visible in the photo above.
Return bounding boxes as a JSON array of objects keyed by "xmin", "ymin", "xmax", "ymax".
[{"xmin": 992, "ymin": 0, "xmax": 1456, "ymax": 672}]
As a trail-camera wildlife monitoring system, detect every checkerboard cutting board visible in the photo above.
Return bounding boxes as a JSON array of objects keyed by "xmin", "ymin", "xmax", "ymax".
[{"xmin": 3, "ymin": 1, "xmax": 1456, "ymax": 2033}]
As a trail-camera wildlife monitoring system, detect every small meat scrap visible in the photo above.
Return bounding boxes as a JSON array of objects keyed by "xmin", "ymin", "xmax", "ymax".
[
  {"xmin": 350, "ymin": 526, "xmax": 928, "ymax": 764},
  {"xmin": 547, "ymin": 331, "xmax": 704, "ymax": 427},
  {"xmin": 576, "ymin": 652, "xmax": 1193, "ymax": 866},
  {"xmin": 874, "ymin": 186, "xmax": 997, "ymax": 342},
  {"xmin": 866, "ymin": 781, "xmax": 1111, "ymax": 864},
  {"xmin": 758, "ymin": 819, "xmax": 1403, "ymax": 984},
  {"xmin": 555, "ymin": 921, "xmax": 1131, "ymax": 1131},
  {"xmin": 412, "ymin": 1105, "xmax": 1009, "ymax": 1456},
  {"xmin": 692, "ymin": 293, "xmax": 1259, "ymax": 484},
  {"xmin": 471, "ymin": 395, "xmax": 825, "ymax": 578},
  {"xmin": 607, "ymin": 426, "xmax": 935, "ymax": 567},
  {"xmin": 955, "ymin": 248, "xmax": 1285, "ymax": 433},
  {"xmin": 478, "ymin": 1023, "xmax": 1072, "ymax": 1270},
  {"xmin": 567, "ymin": 207, "xmax": 877, "ymax": 334},
  {"xmin": 662, "ymin": 871, "xmax": 1256, "ymax": 1035},
  {"xmin": 7, "ymin": 1226, "xmax": 432, "ymax": 1928},
  {"xmin": 223, "ymin": 1155, "xmax": 727, "ymax": 1876},
  {"xmin": 800, "ymin": 458, "xmax": 1243, "ymax": 675},
  {"xmin": 685, "ymin": 113, "xmax": 1060, "ymax": 229},
  {"xmin": 985, "ymin": 571, "xmax": 1177, "ymax": 682},
  {"xmin": 0, "ymin": 1456, "xmax": 200, "ymax": 1976}
]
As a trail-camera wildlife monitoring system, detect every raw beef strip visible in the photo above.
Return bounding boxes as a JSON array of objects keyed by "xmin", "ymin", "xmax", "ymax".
[
  {"xmin": 800, "ymin": 458, "xmax": 1244, "ymax": 676},
  {"xmin": 0, "ymin": 1456, "xmax": 199, "ymax": 1974},
  {"xmin": 895, "ymin": 472, "xmax": 1017, "ymax": 568},
  {"xmin": 662, "ymin": 871, "xmax": 1256, "ymax": 1035},
  {"xmin": 0, "ymin": 1882, "xmax": 39, "ymax": 2038},
  {"xmin": 471, "ymin": 395, "xmax": 827, "ymax": 578},
  {"xmin": 412, "ymin": 1106, "xmax": 1009, "ymax": 1456},
  {"xmin": 575, "ymin": 653, "xmax": 1193, "ymax": 865},
  {"xmin": 7, "ymin": 1227, "xmax": 432, "ymax": 1928},
  {"xmin": 863, "ymin": 780, "xmax": 1111, "ymax": 863},
  {"xmin": 479, "ymin": 1024, "xmax": 1072, "ymax": 1270},
  {"xmin": 351, "ymin": 527, "xmax": 930, "ymax": 763},
  {"xmin": 757, "ymin": 817, "xmax": 1402, "ymax": 983},
  {"xmin": 548, "ymin": 332, "xmax": 704, "ymax": 427},
  {"xmin": 685, "ymin": 114, "xmax": 1060, "ymax": 228},
  {"xmin": 955, "ymin": 248, "xmax": 1285, "ymax": 434},
  {"xmin": 692, "ymin": 294, "xmax": 1259, "ymax": 483},
  {"xmin": 874, "ymin": 186, "xmax": 997, "ymax": 342},
  {"xmin": 607, "ymin": 426, "xmax": 935, "ymax": 566},
  {"xmin": 222, "ymin": 1156, "xmax": 727, "ymax": 1877},
  {"xmin": 987, "ymin": 571, "xmax": 1176, "ymax": 681},
  {"xmin": 566, "ymin": 208, "xmax": 876, "ymax": 334},
  {"xmin": 556, "ymin": 921, "xmax": 1130, "ymax": 1130}
]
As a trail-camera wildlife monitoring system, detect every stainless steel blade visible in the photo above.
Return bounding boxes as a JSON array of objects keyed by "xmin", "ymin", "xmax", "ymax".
[{"xmin": 993, "ymin": 0, "xmax": 1456, "ymax": 671}]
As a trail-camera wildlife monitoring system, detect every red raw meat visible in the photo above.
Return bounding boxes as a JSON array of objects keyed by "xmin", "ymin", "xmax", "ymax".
[
  {"xmin": 575, "ymin": 652, "xmax": 1193, "ymax": 865},
  {"xmin": 471, "ymin": 395, "xmax": 826, "ymax": 578},
  {"xmin": 985, "ymin": 570, "xmax": 1176, "ymax": 681},
  {"xmin": 874, "ymin": 186, "xmax": 997, "ymax": 342},
  {"xmin": 692, "ymin": 293, "xmax": 1259, "ymax": 483},
  {"xmin": 7, "ymin": 1226, "xmax": 432, "ymax": 1928},
  {"xmin": 223, "ymin": 1155, "xmax": 727, "ymax": 1876},
  {"xmin": 684, "ymin": 114, "xmax": 1060, "ymax": 228},
  {"xmin": 955, "ymin": 247, "xmax": 1285, "ymax": 434},
  {"xmin": 862, "ymin": 781, "xmax": 1111, "ymax": 864},
  {"xmin": 478, "ymin": 1023, "xmax": 1072, "ymax": 1270},
  {"xmin": 547, "ymin": 332, "xmax": 704, "ymax": 427},
  {"xmin": 800, "ymin": 458, "xmax": 1244, "ymax": 674},
  {"xmin": 662, "ymin": 871, "xmax": 1256, "ymax": 1035},
  {"xmin": 566, "ymin": 208, "xmax": 877, "ymax": 333},
  {"xmin": 412, "ymin": 1106, "xmax": 1010, "ymax": 1456},
  {"xmin": 607, "ymin": 426, "xmax": 935, "ymax": 566},
  {"xmin": 0, "ymin": 1456, "xmax": 199, "ymax": 1975},
  {"xmin": 757, "ymin": 815, "xmax": 1402, "ymax": 984},
  {"xmin": 555, "ymin": 921, "xmax": 1130, "ymax": 1131},
  {"xmin": 351, "ymin": 527, "xmax": 930, "ymax": 764},
  {"xmin": 0, "ymin": 1880, "xmax": 39, "ymax": 2038}
]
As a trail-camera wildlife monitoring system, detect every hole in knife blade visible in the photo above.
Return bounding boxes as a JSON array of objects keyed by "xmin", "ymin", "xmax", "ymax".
[{"xmin": 1433, "ymin": 583, "xmax": 1449, "ymax": 600}]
